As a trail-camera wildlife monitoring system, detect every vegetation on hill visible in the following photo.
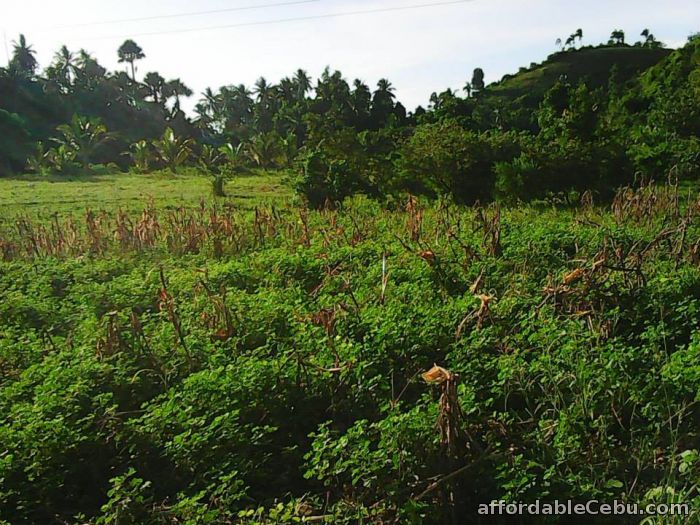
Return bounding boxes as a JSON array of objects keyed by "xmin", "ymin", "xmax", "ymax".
[{"xmin": 487, "ymin": 45, "xmax": 671, "ymax": 106}]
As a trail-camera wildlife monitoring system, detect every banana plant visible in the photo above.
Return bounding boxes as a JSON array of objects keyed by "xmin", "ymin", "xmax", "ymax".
[
  {"xmin": 130, "ymin": 140, "xmax": 152, "ymax": 173},
  {"xmin": 152, "ymin": 127, "xmax": 193, "ymax": 173},
  {"xmin": 53, "ymin": 114, "xmax": 113, "ymax": 172},
  {"xmin": 245, "ymin": 133, "xmax": 283, "ymax": 169},
  {"xmin": 26, "ymin": 142, "xmax": 52, "ymax": 175},
  {"xmin": 197, "ymin": 144, "xmax": 224, "ymax": 173},
  {"xmin": 197, "ymin": 144, "xmax": 227, "ymax": 196},
  {"xmin": 219, "ymin": 143, "xmax": 246, "ymax": 174}
]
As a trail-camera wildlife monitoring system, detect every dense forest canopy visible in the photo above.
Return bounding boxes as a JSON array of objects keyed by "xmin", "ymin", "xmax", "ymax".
[{"xmin": 1, "ymin": 28, "xmax": 699, "ymax": 203}]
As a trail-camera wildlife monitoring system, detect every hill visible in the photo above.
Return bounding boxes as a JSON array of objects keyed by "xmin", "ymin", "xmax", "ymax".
[{"xmin": 486, "ymin": 45, "xmax": 672, "ymax": 106}]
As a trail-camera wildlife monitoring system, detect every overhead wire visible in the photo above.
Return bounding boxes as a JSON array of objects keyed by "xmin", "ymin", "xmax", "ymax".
[
  {"xmin": 85, "ymin": 0, "xmax": 478, "ymax": 40},
  {"xmin": 44, "ymin": 0, "xmax": 321, "ymax": 30}
]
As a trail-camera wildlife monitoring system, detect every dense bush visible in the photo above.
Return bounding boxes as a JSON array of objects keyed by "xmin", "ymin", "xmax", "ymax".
[
  {"xmin": 495, "ymin": 136, "xmax": 633, "ymax": 202},
  {"xmin": 395, "ymin": 120, "xmax": 523, "ymax": 203},
  {"xmin": 0, "ymin": 110, "xmax": 32, "ymax": 175},
  {"xmin": 2, "ymin": 193, "xmax": 700, "ymax": 523}
]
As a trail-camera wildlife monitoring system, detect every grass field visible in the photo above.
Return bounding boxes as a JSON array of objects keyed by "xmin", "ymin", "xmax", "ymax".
[{"xmin": 0, "ymin": 169, "xmax": 291, "ymax": 218}]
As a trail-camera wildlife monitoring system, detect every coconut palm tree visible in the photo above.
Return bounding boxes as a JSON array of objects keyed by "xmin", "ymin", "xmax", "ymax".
[
  {"xmin": 164, "ymin": 78, "xmax": 192, "ymax": 114},
  {"xmin": 143, "ymin": 72, "xmax": 165, "ymax": 104},
  {"xmin": 293, "ymin": 69, "xmax": 312, "ymax": 100},
  {"xmin": 254, "ymin": 77, "xmax": 273, "ymax": 104},
  {"xmin": 277, "ymin": 77, "xmax": 297, "ymax": 104},
  {"xmin": 609, "ymin": 29, "xmax": 625, "ymax": 45},
  {"xmin": 471, "ymin": 68, "xmax": 485, "ymax": 93},
  {"xmin": 463, "ymin": 81, "xmax": 473, "ymax": 98},
  {"xmin": 194, "ymin": 87, "xmax": 223, "ymax": 130},
  {"xmin": 376, "ymin": 79, "xmax": 395, "ymax": 98},
  {"xmin": 75, "ymin": 50, "xmax": 106, "ymax": 85},
  {"xmin": 9, "ymin": 34, "xmax": 38, "ymax": 78},
  {"xmin": 640, "ymin": 29, "xmax": 659, "ymax": 48},
  {"xmin": 370, "ymin": 79, "xmax": 397, "ymax": 128},
  {"xmin": 47, "ymin": 45, "xmax": 75, "ymax": 89},
  {"xmin": 117, "ymin": 39, "xmax": 145, "ymax": 81},
  {"xmin": 351, "ymin": 79, "xmax": 372, "ymax": 126},
  {"xmin": 245, "ymin": 133, "xmax": 282, "ymax": 169}
]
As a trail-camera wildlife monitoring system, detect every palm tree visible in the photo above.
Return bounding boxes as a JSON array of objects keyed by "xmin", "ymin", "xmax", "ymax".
[
  {"xmin": 277, "ymin": 77, "xmax": 297, "ymax": 104},
  {"xmin": 555, "ymin": 38, "xmax": 563, "ymax": 50},
  {"xmin": 463, "ymin": 81, "xmax": 473, "ymax": 98},
  {"xmin": 640, "ymin": 28, "xmax": 659, "ymax": 48},
  {"xmin": 202, "ymin": 87, "xmax": 218, "ymax": 105},
  {"xmin": 164, "ymin": 79, "xmax": 193, "ymax": 114},
  {"xmin": 48, "ymin": 45, "xmax": 75, "ymax": 88},
  {"xmin": 575, "ymin": 28, "xmax": 583, "ymax": 46},
  {"xmin": 376, "ymin": 78, "xmax": 396, "ymax": 98},
  {"xmin": 143, "ymin": 72, "xmax": 165, "ymax": 104},
  {"xmin": 471, "ymin": 68, "xmax": 485, "ymax": 93},
  {"xmin": 293, "ymin": 69, "xmax": 312, "ymax": 100},
  {"xmin": 75, "ymin": 50, "xmax": 106, "ymax": 84},
  {"xmin": 194, "ymin": 87, "xmax": 222, "ymax": 130},
  {"xmin": 351, "ymin": 79, "xmax": 371, "ymax": 117},
  {"xmin": 370, "ymin": 79, "xmax": 397, "ymax": 128},
  {"xmin": 117, "ymin": 39, "xmax": 145, "ymax": 81},
  {"xmin": 254, "ymin": 77, "xmax": 273, "ymax": 104},
  {"xmin": 9, "ymin": 34, "xmax": 38, "ymax": 78},
  {"xmin": 609, "ymin": 29, "xmax": 625, "ymax": 45},
  {"xmin": 245, "ymin": 133, "xmax": 282, "ymax": 169},
  {"xmin": 228, "ymin": 84, "xmax": 254, "ymax": 127}
]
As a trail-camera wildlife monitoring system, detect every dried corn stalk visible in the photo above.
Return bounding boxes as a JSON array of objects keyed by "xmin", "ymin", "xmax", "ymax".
[{"xmin": 423, "ymin": 364, "xmax": 466, "ymax": 456}]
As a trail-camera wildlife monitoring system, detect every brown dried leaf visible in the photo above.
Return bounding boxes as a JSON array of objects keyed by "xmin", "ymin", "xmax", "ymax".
[{"xmin": 422, "ymin": 364, "xmax": 453, "ymax": 384}]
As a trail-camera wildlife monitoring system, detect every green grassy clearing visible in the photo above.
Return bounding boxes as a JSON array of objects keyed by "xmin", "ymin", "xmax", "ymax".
[{"xmin": 0, "ymin": 169, "xmax": 291, "ymax": 218}]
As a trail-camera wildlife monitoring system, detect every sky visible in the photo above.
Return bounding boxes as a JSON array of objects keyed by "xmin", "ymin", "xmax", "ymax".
[{"xmin": 2, "ymin": 0, "xmax": 699, "ymax": 113}]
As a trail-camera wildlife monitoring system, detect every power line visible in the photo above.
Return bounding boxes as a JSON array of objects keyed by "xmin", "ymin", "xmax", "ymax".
[
  {"xmin": 94, "ymin": 0, "xmax": 477, "ymax": 40},
  {"xmin": 45, "ymin": 0, "xmax": 321, "ymax": 30}
]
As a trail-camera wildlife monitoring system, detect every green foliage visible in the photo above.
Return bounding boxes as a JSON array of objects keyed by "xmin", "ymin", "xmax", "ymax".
[
  {"xmin": 0, "ymin": 110, "xmax": 32, "ymax": 175},
  {"xmin": 494, "ymin": 137, "xmax": 632, "ymax": 202},
  {"xmin": 152, "ymin": 127, "xmax": 193, "ymax": 173},
  {"xmin": 54, "ymin": 114, "xmax": 114, "ymax": 171},
  {"xmin": 2, "ymin": 188, "xmax": 700, "ymax": 523},
  {"xmin": 130, "ymin": 140, "xmax": 153, "ymax": 173},
  {"xmin": 396, "ymin": 120, "xmax": 523, "ymax": 203},
  {"xmin": 295, "ymin": 145, "xmax": 360, "ymax": 208}
]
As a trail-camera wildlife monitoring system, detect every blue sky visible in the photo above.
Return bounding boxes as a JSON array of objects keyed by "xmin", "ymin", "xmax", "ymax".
[{"xmin": 3, "ymin": 0, "xmax": 699, "ymax": 112}]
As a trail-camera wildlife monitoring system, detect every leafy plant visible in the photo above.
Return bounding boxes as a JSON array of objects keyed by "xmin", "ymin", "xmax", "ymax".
[
  {"xmin": 152, "ymin": 127, "xmax": 193, "ymax": 173},
  {"xmin": 54, "ymin": 114, "xmax": 114, "ymax": 172}
]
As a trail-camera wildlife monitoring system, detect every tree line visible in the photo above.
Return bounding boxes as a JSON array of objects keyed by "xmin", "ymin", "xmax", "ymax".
[{"xmin": 1, "ymin": 29, "xmax": 699, "ymax": 205}]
